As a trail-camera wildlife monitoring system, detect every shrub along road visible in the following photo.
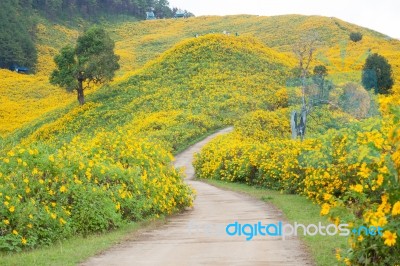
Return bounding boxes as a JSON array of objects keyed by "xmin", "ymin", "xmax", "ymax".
[{"xmin": 82, "ymin": 128, "xmax": 313, "ymax": 265}]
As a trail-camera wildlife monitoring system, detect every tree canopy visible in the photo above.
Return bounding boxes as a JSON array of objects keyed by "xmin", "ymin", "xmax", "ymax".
[
  {"xmin": 50, "ymin": 27, "xmax": 120, "ymax": 105},
  {"xmin": 362, "ymin": 53, "xmax": 394, "ymax": 94},
  {"xmin": 0, "ymin": 0, "xmax": 190, "ymax": 71},
  {"xmin": 350, "ymin": 32, "xmax": 363, "ymax": 42},
  {"xmin": 0, "ymin": 0, "xmax": 37, "ymax": 70},
  {"xmin": 29, "ymin": 0, "xmax": 184, "ymax": 19}
]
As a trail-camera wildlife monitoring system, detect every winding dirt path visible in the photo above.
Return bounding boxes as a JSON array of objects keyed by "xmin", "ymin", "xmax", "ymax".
[{"xmin": 82, "ymin": 128, "xmax": 313, "ymax": 266}]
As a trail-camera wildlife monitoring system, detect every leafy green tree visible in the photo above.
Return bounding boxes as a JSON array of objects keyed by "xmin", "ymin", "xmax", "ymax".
[
  {"xmin": 313, "ymin": 65, "xmax": 327, "ymax": 77},
  {"xmin": 362, "ymin": 53, "xmax": 394, "ymax": 94},
  {"xmin": 350, "ymin": 32, "xmax": 363, "ymax": 42},
  {"xmin": 50, "ymin": 27, "xmax": 120, "ymax": 105}
]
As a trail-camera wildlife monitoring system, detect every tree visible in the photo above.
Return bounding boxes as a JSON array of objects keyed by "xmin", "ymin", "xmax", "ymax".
[
  {"xmin": 313, "ymin": 65, "xmax": 328, "ymax": 99},
  {"xmin": 361, "ymin": 53, "xmax": 394, "ymax": 94},
  {"xmin": 50, "ymin": 27, "xmax": 120, "ymax": 105},
  {"xmin": 313, "ymin": 65, "xmax": 327, "ymax": 77},
  {"xmin": 350, "ymin": 32, "xmax": 363, "ymax": 42},
  {"xmin": 290, "ymin": 32, "xmax": 320, "ymax": 140}
]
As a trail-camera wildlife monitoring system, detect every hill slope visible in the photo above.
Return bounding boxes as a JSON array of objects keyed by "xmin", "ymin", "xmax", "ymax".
[
  {"xmin": 1, "ymin": 14, "xmax": 400, "ymax": 136},
  {"xmin": 0, "ymin": 34, "xmax": 293, "ymax": 250},
  {"xmin": 22, "ymin": 34, "xmax": 292, "ymax": 149}
]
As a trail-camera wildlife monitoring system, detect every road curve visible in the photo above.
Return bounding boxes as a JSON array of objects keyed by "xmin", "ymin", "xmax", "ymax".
[{"xmin": 82, "ymin": 127, "xmax": 314, "ymax": 266}]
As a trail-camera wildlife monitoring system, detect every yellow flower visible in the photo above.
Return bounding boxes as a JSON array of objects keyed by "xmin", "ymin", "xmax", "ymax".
[
  {"xmin": 51, "ymin": 213, "xmax": 57, "ymax": 219},
  {"xmin": 27, "ymin": 223, "xmax": 33, "ymax": 229},
  {"xmin": 350, "ymin": 184, "xmax": 363, "ymax": 193},
  {"xmin": 29, "ymin": 214, "xmax": 33, "ymax": 219},
  {"xmin": 384, "ymin": 203, "xmax": 391, "ymax": 214},
  {"xmin": 382, "ymin": 230, "xmax": 397, "ymax": 247},
  {"xmin": 59, "ymin": 218, "xmax": 67, "ymax": 225},
  {"xmin": 32, "ymin": 168, "xmax": 39, "ymax": 175},
  {"xmin": 392, "ymin": 201, "xmax": 400, "ymax": 216},
  {"xmin": 12, "ymin": 230, "xmax": 18, "ymax": 235},
  {"xmin": 335, "ymin": 249, "xmax": 341, "ymax": 261},
  {"xmin": 21, "ymin": 237, "xmax": 27, "ymax": 245},
  {"xmin": 381, "ymin": 194, "xmax": 389, "ymax": 204},
  {"xmin": 9, "ymin": 206, "xmax": 15, "ymax": 212},
  {"xmin": 323, "ymin": 193, "xmax": 332, "ymax": 201},
  {"xmin": 376, "ymin": 174, "xmax": 384, "ymax": 186},
  {"xmin": 320, "ymin": 203, "xmax": 330, "ymax": 216},
  {"xmin": 59, "ymin": 186, "xmax": 67, "ymax": 193},
  {"xmin": 378, "ymin": 217, "xmax": 388, "ymax": 227},
  {"xmin": 358, "ymin": 235, "xmax": 364, "ymax": 242},
  {"xmin": 3, "ymin": 219, "xmax": 10, "ymax": 225}
]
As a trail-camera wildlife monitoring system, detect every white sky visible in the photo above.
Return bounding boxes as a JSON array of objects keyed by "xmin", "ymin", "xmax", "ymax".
[{"xmin": 168, "ymin": 0, "xmax": 399, "ymax": 39}]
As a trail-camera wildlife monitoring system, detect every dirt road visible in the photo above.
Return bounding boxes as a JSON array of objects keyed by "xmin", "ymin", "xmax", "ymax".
[{"xmin": 82, "ymin": 128, "xmax": 313, "ymax": 265}]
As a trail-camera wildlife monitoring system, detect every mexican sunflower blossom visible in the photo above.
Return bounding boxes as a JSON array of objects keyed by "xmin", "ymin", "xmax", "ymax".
[
  {"xmin": 392, "ymin": 201, "xmax": 400, "ymax": 216},
  {"xmin": 382, "ymin": 230, "xmax": 397, "ymax": 247},
  {"xmin": 320, "ymin": 203, "xmax": 330, "ymax": 215},
  {"xmin": 350, "ymin": 184, "xmax": 363, "ymax": 193}
]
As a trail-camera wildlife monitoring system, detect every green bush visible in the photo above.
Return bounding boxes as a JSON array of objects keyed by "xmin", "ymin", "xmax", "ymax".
[{"xmin": 350, "ymin": 32, "xmax": 363, "ymax": 42}]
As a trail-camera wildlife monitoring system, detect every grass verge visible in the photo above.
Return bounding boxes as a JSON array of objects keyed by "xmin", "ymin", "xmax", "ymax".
[
  {"xmin": 0, "ymin": 217, "xmax": 166, "ymax": 266},
  {"xmin": 201, "ymin": 179, "xmax": 347, "ymax": 266}
]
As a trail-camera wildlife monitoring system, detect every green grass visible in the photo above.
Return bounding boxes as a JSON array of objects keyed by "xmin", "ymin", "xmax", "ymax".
[
  {"xmin": 0, "ymin": 217, "xmax": 166, "ymax": 266},
  {"xmin": 201, "ymin": 179, "xmax": 348, "ymax": 266}
]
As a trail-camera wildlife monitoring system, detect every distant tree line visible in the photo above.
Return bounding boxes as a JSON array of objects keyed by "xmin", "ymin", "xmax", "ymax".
[
  {"xmin": 28, "ymin": 0, "xmax": 185, "ymax": 19},
  {"xmin": 0, "ymin": 0, "xmax": 190, "ymax": 71},
  {"xmin": 0, "ymin": 0, "xmax": 37, "ymax": 70}
]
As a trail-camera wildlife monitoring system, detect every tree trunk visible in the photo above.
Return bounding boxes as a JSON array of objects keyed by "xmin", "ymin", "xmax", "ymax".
[
  {"xmin": 290, "ymin": 111, "xmax": 298, "ymax": 139},
  {"xmin": 77, "ymin": 76, "xmax": 85, "ymax": 105}
]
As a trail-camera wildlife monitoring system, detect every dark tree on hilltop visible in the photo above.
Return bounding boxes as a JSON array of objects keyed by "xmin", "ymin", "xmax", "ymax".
[
  {"xmin": 350, "ymin": 32, "xmax": 363, "ymax": 42},
  {"xmin": 362, "ymin": 53, "xmax": 394, "ymax": 94},
  {"xmin": 50, "ymin": 27, "xmax": 120, "ymax": 105}
]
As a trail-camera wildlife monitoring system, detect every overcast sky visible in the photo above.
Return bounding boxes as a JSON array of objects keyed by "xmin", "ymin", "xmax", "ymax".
[{"xmin": 168, "ymin": 0, "xmax": 399, "ymax": 39}]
